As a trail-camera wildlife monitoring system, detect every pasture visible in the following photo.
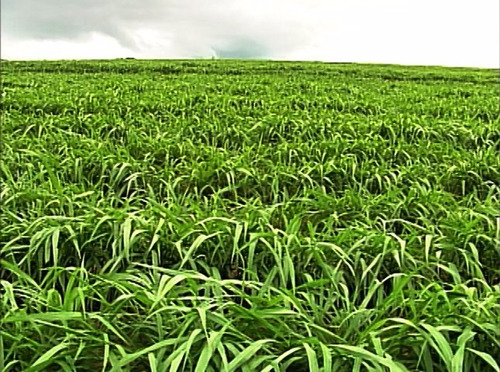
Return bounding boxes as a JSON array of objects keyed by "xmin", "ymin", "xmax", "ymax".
[{"xmin": 1, "ymin": 60, "xmax": 499, "ymax": 371}]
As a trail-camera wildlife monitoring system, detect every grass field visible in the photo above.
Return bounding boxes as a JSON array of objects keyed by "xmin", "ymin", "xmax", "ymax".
[{"xmin": 1, "ymin": 60, "xmax": 499, "ymax": 371}]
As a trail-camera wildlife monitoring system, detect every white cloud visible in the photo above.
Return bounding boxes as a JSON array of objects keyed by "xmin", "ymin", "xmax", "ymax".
[{"xmin": 1, "ymin": 33, "xmax": 134, "ymax": 60}]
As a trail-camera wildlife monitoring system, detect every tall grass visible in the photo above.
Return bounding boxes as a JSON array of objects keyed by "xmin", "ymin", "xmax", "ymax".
[{"xmin": 1, "ymin": 60, "xmax": 499, "ymax": 371}]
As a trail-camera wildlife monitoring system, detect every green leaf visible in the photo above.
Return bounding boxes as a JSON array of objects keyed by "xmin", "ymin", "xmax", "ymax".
[
  {"xmin": 26, "ymin": 342, "xmax": 68, "ymax": 372},
  {"xmin": 451, "ymin": 328, "xmax": 475, "ymax": 372},
  {"xmin": 195, "ymin": 330, "xmax": 226, "ymax": 372},
  {"xmin": 227, "ymin": 340, "xmax": 273, "ymax": 372},
  {"xmin": 467, "ymin": 349, "xmax": 500, "ymax": 372},
  {"xmin": 332, "ymin": 345, "xmax": 409, "ymax": 372},
  {"xmin": 111, "ymin": 338, "xmax": 186, "ymax": 371},
  {"xmin": 420, "ymin": 324, "xmax": 454, "ymax": 367},
  {"xmin": 320, "ymin": 343, "xmax": 332, "ymax": 372},
  {"xmin": 303, "ymin": 343, "xmax": 319, "ymax": 372}
]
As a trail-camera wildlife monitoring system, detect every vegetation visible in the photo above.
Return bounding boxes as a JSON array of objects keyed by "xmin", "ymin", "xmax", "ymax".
[{"xmin": 1, "ymin": 60, "xmax": 499, "ymax": 371}]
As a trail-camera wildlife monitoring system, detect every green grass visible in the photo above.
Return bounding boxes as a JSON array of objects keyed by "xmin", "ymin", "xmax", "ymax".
[{"xmin": 1, "ymin": 59, "xmax": 499, "ymax": 371}]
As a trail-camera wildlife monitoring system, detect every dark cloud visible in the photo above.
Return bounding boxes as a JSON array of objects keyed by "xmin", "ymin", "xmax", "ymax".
[
  {"xmin": 214, "ymin": 38, "xmax": 270, "ymax": 59},
  {"xmin": 2, "ymin": 0, "xmax": 159, "ymax": 47}
]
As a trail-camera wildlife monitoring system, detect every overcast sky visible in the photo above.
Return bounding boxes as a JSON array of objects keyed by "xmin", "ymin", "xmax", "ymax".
[{"xmin": 1, "ymin": 0, "xmax": 499, "ymax": 67}]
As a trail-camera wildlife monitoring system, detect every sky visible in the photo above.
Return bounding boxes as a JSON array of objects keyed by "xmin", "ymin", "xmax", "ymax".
[{"xmin": 1, "ymin": 0, "xmax": 499, "ymax": 68}]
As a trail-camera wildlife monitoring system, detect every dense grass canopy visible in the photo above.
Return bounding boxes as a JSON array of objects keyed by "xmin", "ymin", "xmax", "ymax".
[{"xmin": 1, "ymin": 60, "xmax": 499, "ymax": 371}]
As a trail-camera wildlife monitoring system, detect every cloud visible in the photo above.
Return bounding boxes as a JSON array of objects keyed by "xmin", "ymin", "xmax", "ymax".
[
  {"xmin": 2, "ymin": 0, "xmax": 161, "ymax": 48},
  {"xmin": 1, "ymin": 0, "xmax": 498, "ymax": 67},
  {"xmin": 2, "ymin": 0, "xmax": 318, "ymax": 57},
  {"xmin": 1, "ymin": 33, "xmax": 134, "ymax": 60},
  {"xmin": 128, "ymin": 0, "xmax": 320, "ymax": 59}
]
